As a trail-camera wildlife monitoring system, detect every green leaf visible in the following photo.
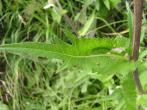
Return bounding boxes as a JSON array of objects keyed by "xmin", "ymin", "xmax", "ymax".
[
  {"xmin": 140, "ymin": 16, "xmax": 146, "ymax": 43},
  {"xmin": 98, "ymin": 4, "xmax": 108, "ymax": 18},
  {"xmin": 84, "ymin": 0, "xmax": 94, "ymax": 6},
  {"xmin": 126, "ymin": 1, "xmax": 133, "ymax": 40},
  {"xmin": 122, "ymin": 73, "xmax": 137, "ymax": 110},
  {"xmin": 139, "ymin": 50, "xmax": 147, "ymax": 59},
  {"xmin": 140, "ymin": 71, "xmax": 147, "ymax": 89},
  {"xmin": 0, "ymin": 37, "xmax": 130, "ymax": 71},
  {"xmin": 23, "ymin": 1, "xmax": 40, "ymax": 17},
  {"xmin": 0, "ymin": 0, "xmax": 2, "ymax": 15},
  {"xmin": 95, "ymin": 0, "xmax": 100, "ymax": 11},
  {"xmin": 138, "ymin": 94, "xmax": 147, "ymax": 108},
  {"xmin": 63, "ymin": 29, "xmax": 77, "ymax": 44},
  {"xmin": 51, "ymin": 6, "xmax": 67, "ymax": 23},
  {"xmin": 103, "ymin": 0, "xmax": 110, "ymax": 10},
  {"xmin": 126, "ymin": 1, "xmax": 133, "ymax": 54},
  {"xmin": 109, "ymin": 0, "xmax": 121, "ymax": 8},
  {"xmin": 74, "ymin": 9, "xmax": 87, "ymax": 24},
  {"xmin": 0, "ymin": 102, "xmax": 9, "ymax": 110},
  {"xmin": 78, "ymin": 12, "xmax": 95, "ymax": 36}
]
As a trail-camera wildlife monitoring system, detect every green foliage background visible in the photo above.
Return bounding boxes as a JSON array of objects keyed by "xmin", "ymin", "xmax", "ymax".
[{"xmin": 0, "ymin": 0, "xmax": 147, "ymax": 110}]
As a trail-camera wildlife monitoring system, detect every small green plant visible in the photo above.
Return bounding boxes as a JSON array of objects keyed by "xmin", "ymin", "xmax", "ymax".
[
  {"xmin": 0, "ymin": 30, "xmax": 137, "ymax": 110},
  {"xmin": 0, "ymin": 0, "xmax": 147, "ymax": 110}
]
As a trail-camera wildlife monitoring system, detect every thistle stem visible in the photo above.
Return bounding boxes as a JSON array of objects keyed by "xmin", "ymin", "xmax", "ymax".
[{"xmin": 132, "ymin": 0, "xmax": 144, "ymax": 94}]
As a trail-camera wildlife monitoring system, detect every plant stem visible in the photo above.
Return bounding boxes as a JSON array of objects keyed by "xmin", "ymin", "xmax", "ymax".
[
  {"xmin": 132, "ymin": 0, "xmax": 144, "ymax": 94},
  {"xmin": 132, "ymin": 0, "xmax": 144, "ymax": 60},
  {"xmin": 133, "ymin": 69, "xmax": 143, "ymax": 94}
]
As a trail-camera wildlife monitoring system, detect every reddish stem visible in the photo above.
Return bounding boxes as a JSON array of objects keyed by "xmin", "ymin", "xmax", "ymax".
[{"xmin": 132, "ymin": 0, "xmax": 144, "ymax": 94}]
